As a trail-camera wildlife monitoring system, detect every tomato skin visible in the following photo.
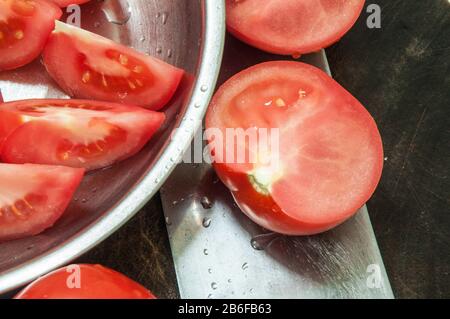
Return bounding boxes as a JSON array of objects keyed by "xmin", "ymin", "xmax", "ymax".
[
  {"xmin": 206, "ymin": 61, "xmax": 383, "ymax": 235},
  {"xmin": 42, "ymin": 21, "xmax": 184, "ymax": 110},
  {"xmin": 48, "ymin": 0, "xmax": 90, "ymax": 7},
  {"xmin": 226, "ymin": 0, "xmax": 365, "ymax": 55},
  {"xmin": 0, "ymin": 99, "xmax": 166, "ymax": 171},
  {"xmin": 15, "ymin": 264, "xmax": 156, "ymax": 299},
  {"xmin": 0, "ymin": 164, "xmax": 84, "ymax": 242},
  {"xmin": 0, "ymin": 0, "xmax": 62, "ymax": 70}
]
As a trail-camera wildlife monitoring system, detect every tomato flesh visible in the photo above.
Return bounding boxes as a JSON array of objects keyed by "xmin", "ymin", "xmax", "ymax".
[
  {"xmin": 0, "ymin": 99, "xmax": 165, "ymax": 171},
  {"xmin": 226, "ymin": 0, "xmax": 365, "ymax": 55},
  {"xmin": 43, "ymin": 21, "xmax": 184, "ymax": 110},
  {"xmin": 0, "ymin": 163, "xmax": 84, "ymax": 242},
  {"xmin": 15, "ymin": 264, "xmax": 156, "ymax": 299},
  {"xmin": 0, "ymin": 0, "xmax": 62, "ymax": 70},
  {"xmin": 206, "ymin": 61, "xmax": 383, "ymax": 235},
  {"xmin": 78, "ymin": 49, "xmax": 154, "ymax": 97}
]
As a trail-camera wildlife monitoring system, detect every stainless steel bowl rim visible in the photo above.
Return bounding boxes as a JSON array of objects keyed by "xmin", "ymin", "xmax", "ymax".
[{"xmin": 0, "ymin": 0, "xmax": 226, "ymax": 294}]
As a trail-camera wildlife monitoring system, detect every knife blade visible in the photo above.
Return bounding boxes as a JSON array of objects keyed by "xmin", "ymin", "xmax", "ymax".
[{"xmin": 161, "ymin": 50, "xmax": 393, "ymax": 299}]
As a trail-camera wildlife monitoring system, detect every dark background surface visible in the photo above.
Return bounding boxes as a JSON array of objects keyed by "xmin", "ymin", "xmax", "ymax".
[{"xmin": 4, "ymin": 1, "xmax": 449, "ymax": 299}]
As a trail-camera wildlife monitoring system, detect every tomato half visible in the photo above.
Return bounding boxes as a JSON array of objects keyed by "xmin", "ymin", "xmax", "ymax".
[
  {"xmin": 15, "ymin": 264, "xmax": 156, "ymax": 299},
  {"xmin": 0, "ymin": 99, "xmax": 165, "ymax": 171},
  {"xmin": 48, "ymin": 0, "xmax": 90, "ymax": 7},
  {"xmin": 206, "ymin": 61, "xmax": 383, "ymax": 235},
  {"xmin": 0, "ymin": 163, "xmax": 84, "ymax": 242},
  {"xmin": 226, "ymin": 0, "xmax": 365, "ymax": 55},
  {"xmin": 0, "ymin": 0, "xmax": 62, "ymax": 70},
  {"xmin": 42, "ymin": 21, "xmax": 184, "ymax": 110}
]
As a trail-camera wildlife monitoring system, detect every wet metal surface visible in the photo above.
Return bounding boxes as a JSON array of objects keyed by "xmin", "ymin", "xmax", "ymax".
[{"xmin": 0, "ymin": 0, "xmax": 225, "ymax": 293}]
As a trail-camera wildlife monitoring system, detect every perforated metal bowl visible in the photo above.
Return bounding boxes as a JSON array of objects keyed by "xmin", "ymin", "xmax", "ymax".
[{"xmin": 0, "ymin": 0, "xmax": 225, "ymax": 293}]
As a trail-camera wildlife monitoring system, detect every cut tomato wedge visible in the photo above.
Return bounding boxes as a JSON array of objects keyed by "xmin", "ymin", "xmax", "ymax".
[
  {"xmin": 0, "ymin": 163, "xmax": 84, "ymax": 242},
  {"xmin": 226, "ymin": 0, "xmax": 365, "ymax": 55},
  {"xmin": 42, "ymin": 21, "xmax": 184, "ymax": 110},
  {"xmin": 0, "ymin": 0, "xmax": 62, "ymax": 70},
  {"xmin": 0, "ymin": 99, "xmax": 165, "ymax": 171},
  {"xmin": 15, "ymin": 264, "xmax": 156, "ymax": 299},
  {"xmin": 206, "ymin": 61, "xmax": 383, "ymax": 235},
  {"xmin": 48, "ymin": 0, "xmax": 90, "ymax": 7}
]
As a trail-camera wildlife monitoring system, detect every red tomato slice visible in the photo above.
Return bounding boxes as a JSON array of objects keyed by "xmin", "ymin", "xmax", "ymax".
[
  {"xmin": 0, "ymin": 0, "xmax": 62, "ymax": 70},
  {"xmin": 42, "ymin": 21, "xmax": 184, "ymax": 110},
  {"xmin": 0, "ymin": 163, "xmax": 84, "ymax": 242},
  {"xmin": 206, "ymin": 61, "xmax": 383, "ymax": 235},
  {"xmin": 15, "ymin": 264, "xmax": 156, "ymax": 299},
  {"xmin": 0, "ymin": 99, "xmax": 165, "ymax": 171},
  {"xmin": 48, "ymin": 0, "xmax": 90, "ymax": 7},
  {"xmin": 226, "ymin": 0, "xmax": 365, "ymax": 55}
]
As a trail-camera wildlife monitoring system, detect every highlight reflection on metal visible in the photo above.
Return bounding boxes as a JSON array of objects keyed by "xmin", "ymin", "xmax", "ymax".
[
  {"xmin": 0, "ymin": 0, "xmax": 225, "ymax": 293},
  {"xmin": 161, "ymin": 51, "xmax": 394, "ymax": 299}
]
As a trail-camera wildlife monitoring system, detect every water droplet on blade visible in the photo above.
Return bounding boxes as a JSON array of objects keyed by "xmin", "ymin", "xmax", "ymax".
[
  {"xmin": 250, "ymin": 232, "xmax": 280, "ymax": 251},
  {"xmin": 161, "ymin": 12, "xmax": 168, "ymax": 25},
  {"xmin": 242, "ymin": 262, "xmax": 249, "ymax": 270},
  {"xmin": 201, "ymin": 196, "xmax": 213, "ymax": 209},
  {"xmin": 202, "ymin": 217, "xmax": 212, "ymax": 228},
  {"xmin": 211, "ymin": 282, "xmax": 218, "ymax": 290},
  {"xmin": 101, "ymin": 0, "xmax": 131, "ymax": 25}
]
